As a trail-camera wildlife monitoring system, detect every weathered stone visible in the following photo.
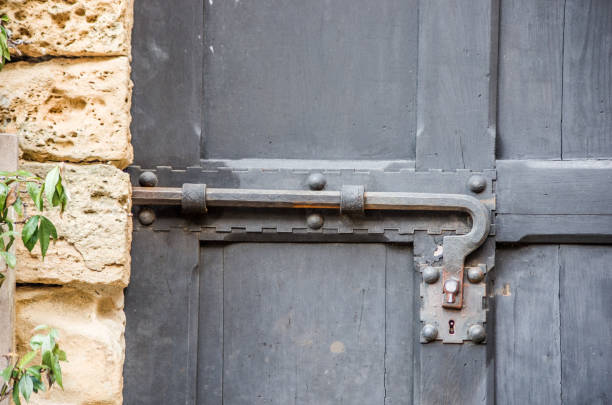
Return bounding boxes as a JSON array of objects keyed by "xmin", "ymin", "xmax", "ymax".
[
  {"xmin": 16, "ymin": 285, "xmax": 125, "ymax": 405},
  {"xmin": 0, "ymin": 0, "xmax": 133, "ymax": 57},
  {"xmin": 16, "ymin": 162, "xmax": 132, "ymax": 287},
  {"xmin": 0, "ymin": 57, "xmax": 133, "ymax": 169}
]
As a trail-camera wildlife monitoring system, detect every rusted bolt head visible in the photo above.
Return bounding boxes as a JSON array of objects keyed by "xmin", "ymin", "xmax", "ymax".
[
  {"xmin": 307, "ymin": 173, "xmax": 327, "ymax": 190},
  {"xmin": 422, "ymin": 266, "xmax": 440, "ymax": 284},
  {"xmin": 422, "ymin": 324, "xmax": 438, "ymax": 342},
  {"xmin": 138, "ymin": 208, "xmax": 156, "ymax": 226},
  {"xmin": 139, "ymin": 171, "xmax": 158, "ymax": 187},
  {"xmin": 467, "ymin": 266, "xmax": 486, "ymax": 283},
  {"xmin": 468, "ymin": 324, "xmax": 486, "ymax": 344},
  {"xmin": 306, "ymin": 213, "xmax": 324, "ymax": 229},
  {"xmin": 468, "ymin": 175, "xmax": 487, "ymax": 193}
]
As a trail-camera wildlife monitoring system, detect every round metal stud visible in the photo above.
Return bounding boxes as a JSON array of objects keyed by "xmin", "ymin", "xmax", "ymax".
[
  {"xmin": 422, "ymin": 266, "xmax": 440, "ymax": 284},
  {"xmin": 467, "ymin": 266, "xmax": 486, "ymax": 283},
  {"xmin": 307, "ymin": 173, "xmax": 327, "ymax": 190},
  {"xmin": 139, "ymin": 171, "xmax": 158, "ymax": 187},
  {"xmin": 306, "ymin": 213, "xmax": 324, "ymax": 230},
  {"xmin": 422, "ymin": 324, "xmax": 438, "ymax": 343},
  {"xmin": 138, "ymin": 207, "xmax": 156, "ymax": 226},
  {"xmin": 468, "ymin": 324, "xmax": 486, "ymax": 344},
  {"xmin": 467, "ymin": 174, "xmax": 487, "ymax": 193}
]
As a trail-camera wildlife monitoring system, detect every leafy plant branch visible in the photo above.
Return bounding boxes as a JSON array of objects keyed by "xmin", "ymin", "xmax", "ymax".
[{"xmin": 0, "ymin": 326, "xmax": 66, "ymax": 405}]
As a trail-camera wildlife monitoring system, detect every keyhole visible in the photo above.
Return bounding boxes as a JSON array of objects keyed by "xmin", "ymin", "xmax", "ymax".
[{"xmin": 449, "ymin": 320, "xmax": 455, "ymax": 335}]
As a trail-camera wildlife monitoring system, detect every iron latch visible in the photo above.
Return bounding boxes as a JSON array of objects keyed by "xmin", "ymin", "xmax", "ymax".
[{"xmin": 133, "ymin": 181, "xmax": 491, "ymax": 340}]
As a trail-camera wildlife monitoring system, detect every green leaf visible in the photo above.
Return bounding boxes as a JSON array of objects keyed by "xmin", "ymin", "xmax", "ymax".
[
  {"xmin": 25, "ymin": 366, "xmax": 41, "ymax": 379},
  {"xmin": 1, "ymin": 15, "xmax": 9, "ymax": 22},
  {"xmin": 17, "ymin": 350, "xmax": 37, "ymax": 369},
  {"xmin": 57, "ymin": 349, "xmax": 67, "ymax": 362},
  {"xmin": 44, "ymin": 167, "xmax": 60, "ymax": 207},
  {"xmin": 1, "ymin": 365, "xmax": 12, "ymax": 382},
  {"xmin": 26, "ymin": 183, "xmax": 41, "ymax": 210},
  {"xmin": 0, "ymin": 183, "xmax": 8, "ymax": 211},
  {"xmin": 19, "ymin": 374, "xmax": 33, "ymax": 402},
  {"xmin": 29, "ymin": 334, "xmax": 45, "ymax": 350},
  {"xmin": 0, "ymin": 251, "xmax": 16, "ymax": 268},
  {"xmin": 51, "ymin": 356, "xmax": 62, "ymax": 389},
  {"xmin": 38, "ymin": 216, "xmax": 57, "ymax": 259},
  {"xmin": 22, "ymin": 216, "xmax": 39, "ymax": 252},
  {"xmin": 33, "ymin": 325, "xmax": 49, "ymax": 332},
  {"xmin": 13, "ymin": 196, "xmax": 23, "ymax": 216},
  {"xmin": 12, "ymin": 381, "xmax": 21, "ymax": 405}
]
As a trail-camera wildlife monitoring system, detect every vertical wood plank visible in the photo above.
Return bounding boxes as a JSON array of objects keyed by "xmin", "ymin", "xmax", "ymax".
[
  {"xmin": 384, "ymin": 246, "xmax": 415, "ymax": 405},
  {"xmin": 416, "ymin": 0, "xmax": 498, "ymax": 170},
  {"xmin": 131, "ymin": 0, "xmax": 203, "ymax": 168},
  {"xmin": 493, "ymin": 246, "xmax": 561, "ymax": 404},
  {"xmin": 560, "ymin": 246, "xmax": 612, "ymax": 404},
  {"xmin": 497, "ymin": 0, "xmax": 564, "ymax": 159},
  {"xmin": 123, "ymin": 229, "xmax": 200, "ymax": 405},
  {"xmin": 197, "ymin": 247, "xmax": 223, "ymax": 405},
  {"xmin": 562, "ymin": 0, "xmax": 612, "ymax": 159},
  {"xmin": 0, "ymin": 134, "xmax": 17, "ymax": 405},
  {"xmin": 221, "ymin": 243, "xmax": 386, "ymax": 404}
]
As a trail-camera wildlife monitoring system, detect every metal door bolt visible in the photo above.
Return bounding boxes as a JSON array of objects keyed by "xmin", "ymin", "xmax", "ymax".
[
  {"xmin": 443, "ymin": 278, "xmax": 460, "ymax": 304},
  {"xmin": 139, "ymin": 171, "xmax": 158, "ymax": 187},
  {"xmin": 306, "ymin": 213, "xmax": 324, "ymax": 229},
  {"xmin": 422, "ymin": 324, "xmax": 438, "ymax": 342},
  {"xmin": 422, "ymin": 266, "xmax": 440, "ymax": 284},
  {"xmin": 307, "ymin": 173, "xmax": 327, "ymax": 190},
  {"xmin": 138, "ymin": 208, "xmax": 156, "ymax": 226},
  {"xmin": 468, "ymin": 175, "xmax": 487, "ymax": 193},
  {"xmin": 468, "ymin": 324, "xmax": 486, "ymax": 344},
  {"xmin": 467, "ymin": 265, "xmax": 486, "ymax": 283}
]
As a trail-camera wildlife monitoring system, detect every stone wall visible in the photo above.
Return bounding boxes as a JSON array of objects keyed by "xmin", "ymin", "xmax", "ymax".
[{"xmin": 0, "ymin": 1, "xmax": 133, "ymax": 404}]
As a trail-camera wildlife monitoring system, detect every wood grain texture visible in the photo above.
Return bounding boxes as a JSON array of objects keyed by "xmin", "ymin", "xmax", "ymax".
[
  {"xmin": 384, "ymin": 246, "xmax": 415, "ymax": 405},
  {"xmin": 202, "ymin": 0, "xmax": 418, "ymax": 160},
  {"xmin": 416, "ymin": 0, "xmax": 498, "ymax": 170},
  {"xmin": 221, "ymin": 243, "xmax": 387, "ymax": 404},
  {"xmin": 131, "ymin": 0, "xmax": 202, "ymax": 168},
  {"xmin": 562, "ymin": 0, "xmax": 612, "ymax": 159},
  {"xmin": 497, "ymin": 160, "xmax": 612, "ymax": 215},
  {"xmin": 560, "ymin": 246, "xmax": 612, "ymax": 404},
  {"xmin": 123, "ymin": 229, "xmax": 200, "ymax": 405},
  {"xmin": 497, "ymin": 0, "xmax": 564, "ymax": 159},
  {"xmin": 493, "ymin": 246, "xmax": 561, "ymax": 404},
  {"xmin": 0, "ymin": 134, "xmax": 17, "ymax": 405}
]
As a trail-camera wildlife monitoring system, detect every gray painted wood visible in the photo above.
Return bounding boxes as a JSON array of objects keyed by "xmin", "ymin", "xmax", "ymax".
[
  {"xmin": 497, "ymin": 0, "xmax": 564, "ymax": 159},
  {"xmin": 131, "ymin": 0, "xmax": 202, "ymax": 168},
  {"xmin": 562, "ymin": 0, "xmax": 612, "ymax": 159},
  {"xmin": 221, "ymin": 243, "xmax": 388, "ymax": 404},
  {"xmin": 384, "ymin": 246, "xmax": 415, "ymax": 405},
  {"xmin": 202, "ymin": 0, "xmax": 418, "ymax": 160},
  {"xmin": 497, "ymin": 160, "xmax": 612, "ymax": 215},
  {"xmin": 123, "ymin": 229, "xmax": 200, "ymax": 405},
  {"xmin": 0, "ymin": 134, "xmax": 17, "ymax": 405},
  {"xmin": 560, "ymin": 246, "xmax": 612, "ymax": 405},
  {"xmin": 493, "ymin": 246, "xmax": 561, "ymax": 404},
  {"xmin": 197, "ymin": 247, "xmax": 223, "ymax": 405},
  {"xmin": 416, "ymin": 0, "xmax": 498, "ymax": 170},
  {"xmin": 496, "ymin": 214, "xmax": 612, "ymax": 243}
]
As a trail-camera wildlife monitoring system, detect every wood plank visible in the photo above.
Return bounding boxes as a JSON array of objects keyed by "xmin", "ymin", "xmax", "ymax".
[
  {"xmin": 497, "ymin": 0, "xmax": 564, "ymax": 159},
  {"xmin": 496, "ymin": 214, "xmax": 612, "ymax": 243},
  {"xmin": 131, "ymin": 0, "xmax": 203, "ymax": 168},
  {"xmin": 384, "ymin": 246, "xmax": 415, "ymax": 405},
  {"xmin": 197, "ymin": 247, "xmax": 223, "ymax": 405},
  {"xmin": 0, "ymin": 134, "xmax": 17, "ymax": 405},
  {"xmin": 221, "ymin": 243, "xmax": 386, "ymax": 404},
  {"xmin": 416, "ymin": 0, "xmax": 498, "ymax": 170},
  {"xmin": 497, "ymin": 160, "xmax": 612, "ymax": 215},
  {"xmin": 202, "ymin": 0, "xmax": 419, "ymax": 160},
  {"xmin": 560, "ymin": 246, "xmax": 612, "ymax": 404},
  {"xmin": 493, "ymin": 246, "xmax": 561, "ymax": 404},
  {"xmin": 123, "ymin": 229, "xmax": 200, "ymax": 405},
  {"xmin": 562, "ymin": 0, "xmax": 612, "ymax": 159}
]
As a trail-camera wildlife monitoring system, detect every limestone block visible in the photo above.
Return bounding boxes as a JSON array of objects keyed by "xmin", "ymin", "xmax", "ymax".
[
  {"xmin": 16, "ymin": 286, "xmax": 125, "ymax": 405},
  {"xmin": 0, "ymin": 57, "xmax": 133, "ymax": 169},
  {"xmin": 0, "ymin": 0, "xmax": 133, "ymax": 57},
  {"xmin": 16, "ymin": 162, "xmax": 132, "ymax": 287}
]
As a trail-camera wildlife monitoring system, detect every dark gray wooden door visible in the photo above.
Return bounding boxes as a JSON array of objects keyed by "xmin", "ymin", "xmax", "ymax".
[{"xmin": 124, "ymin": 1, "xmax": 612, "ymax": 404}]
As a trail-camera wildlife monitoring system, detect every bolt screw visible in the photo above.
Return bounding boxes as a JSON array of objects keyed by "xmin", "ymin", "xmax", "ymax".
[
  {"xmin": 307, "ymin": 173, "xmax": 327, "ymax": 190},
  {"xmin": 306, "ymin": 213, "xmax": 324, "ymax": 229},
  {"xmin": 422, "ymin": 324, "xmax": 438, "ymax": 342},
  {"xmin": 138, "ymin": 208, "xmax": 156, "ymax": 226},
  {"xmin": 468, "ymin": 324, "xmax": 486, "ymax": 344},
  {"xmin": 422, "ymin": 266, "xmax": 440, "ymax": 284},
  {"xmin": 139, "ymin": 171, "xmax": 158, "ymax": 187},
  {"xmin": 467, "ymin": 266, "xmax": 486, "ymax": 283},
  {"xmin": 468, "ymin": 175, "xmax": 487, "ymax": 193}
]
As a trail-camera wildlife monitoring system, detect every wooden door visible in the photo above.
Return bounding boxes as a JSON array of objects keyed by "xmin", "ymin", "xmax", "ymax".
[{"xmin": 124, "ymin": 1, "xmax": 612, "ymax": 404}]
